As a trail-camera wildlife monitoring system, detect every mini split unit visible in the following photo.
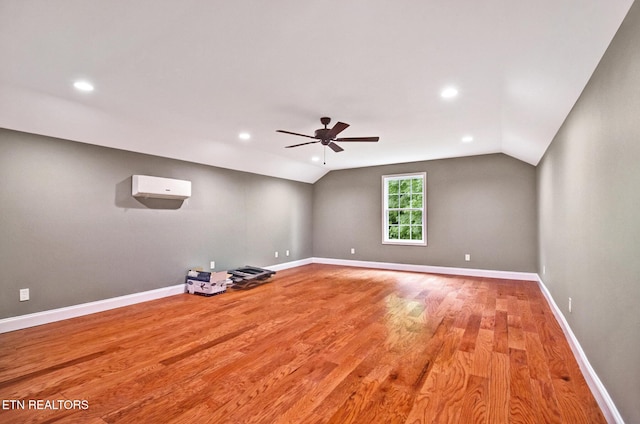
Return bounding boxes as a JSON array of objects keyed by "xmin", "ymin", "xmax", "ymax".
[{"xmin": 131, "ymin": 175, "xmax": 191, "ymax": 200}]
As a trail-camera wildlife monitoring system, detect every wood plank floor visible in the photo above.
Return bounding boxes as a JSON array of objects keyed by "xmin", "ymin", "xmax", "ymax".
[{"xmin": 0, "ymin": 264, "xmax": 605, "ymax": 423}]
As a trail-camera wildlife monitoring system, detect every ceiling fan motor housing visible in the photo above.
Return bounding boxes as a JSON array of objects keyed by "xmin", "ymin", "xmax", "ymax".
[{"xmin": 314, "ymin": 128, "xmax": 331, "ymax": 141}]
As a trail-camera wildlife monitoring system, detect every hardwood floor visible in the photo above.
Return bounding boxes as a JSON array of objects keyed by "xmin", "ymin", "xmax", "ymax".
[{"xmin": 0, "ymin": 264, "xmax": 605, "ymax": 423}]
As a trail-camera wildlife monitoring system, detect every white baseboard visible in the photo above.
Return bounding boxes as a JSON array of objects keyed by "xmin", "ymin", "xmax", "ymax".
[
  {"xmin": 263, "ymin": 257, "xmax": 313, "ymax": 271},
  {"xmin": 311, "ymin": 257, "xmax": 538, "ymax": 281},
  {"xmin": 0, "ymin": 284, "xmax": 186, "ymax": 334},
  {"xmin": 536, "ymin": 276, "xmax": 623, "ymax": 424}
]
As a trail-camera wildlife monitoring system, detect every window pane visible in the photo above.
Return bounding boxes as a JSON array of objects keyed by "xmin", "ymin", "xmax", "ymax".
[
  {"xmin": 388, "ymin": 180, "xmax": 399, "ymax": 195},
  {"xmin": 388, "ymin": 226, "xmax": 399, "ymax": 239},
  {"xmin": 411, "ymin": 194, "xmax": 423, "ymax": 208},
  {"xmin": 399, "ymin": 225, "xmax": 411, "ymax": 239},
  {"xmin": 398, "ymin": 211, "xmax": 410, "ymax": 225},
  {"xmin": 411, "ymin": 210, "xmax": 422, "ymax": 225},
  {"xmin": 400, "ymin": 179, "xmax": 411, "ymax": 194},
  {"xmin": 411, "ymin": 225, "xmax": 422, "ymax": 240},
  {"xmin": 411, "ymin": 178, "xmax": 423, "ymax": 194},
  {"xmin": 399, "ymin": 194, "xmax": 410, "ymax": 208},
  {"xmin": 388, "ymin": 211, "xmax": 399, "ymax": 225},
  {"xmin": 388, "ymin": 195, "xmax": 399, "ymax": 208}
]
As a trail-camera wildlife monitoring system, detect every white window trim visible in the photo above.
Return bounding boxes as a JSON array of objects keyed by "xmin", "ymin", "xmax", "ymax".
[{"xmin": 382, "ymin": 172, "xmax": 427, "ymax": 246}]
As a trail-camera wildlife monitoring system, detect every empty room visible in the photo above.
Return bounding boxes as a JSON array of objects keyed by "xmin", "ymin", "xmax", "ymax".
[{"xmin": 1, "ymin": 1, "xmax": 639, "ymax": 423}]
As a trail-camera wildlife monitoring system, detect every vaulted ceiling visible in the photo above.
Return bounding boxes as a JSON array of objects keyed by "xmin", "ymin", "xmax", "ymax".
[{"xmin": 0, "ymin": 1, "xmax": 633, "ymax": 183}]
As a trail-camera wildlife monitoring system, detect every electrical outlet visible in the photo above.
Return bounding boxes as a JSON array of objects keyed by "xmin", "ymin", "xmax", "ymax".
[
  {"xmin": 19, "ymin": 288, "xmax": 29, "ymax": 302},
  {"xmin": 210, "ymin": 261, "xmax": 215, "ymax": 270},
  {"xmin": 465, "ymin": 254, "xmax": 471, "ymax": 261},
  {"xmin": 286, "ymin": 250, "xmax": 290, "ymax": 257},
  {"xmin": 543, "ymin": 265, "xmax": 546, "ymax": 275},
  {"xmin": 568, "ymin": 297, "xmax": 572, "ymax": 313},
  {"xmin": 351, "ymin": 248, "xmax": 355, "ymax": 255},
  {"xmin": 275, "ymin": 251, "xmax": 279, "ymax": 258}
]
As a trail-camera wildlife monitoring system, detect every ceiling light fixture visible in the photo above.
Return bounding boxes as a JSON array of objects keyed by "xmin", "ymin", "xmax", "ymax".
[
  {"xmin": 440, "ymin": 86, "xmax": 458, "ymax": 99},
  {"xmin": 73, "ymin": 81, "xmax": 94, "ymax": 92},
  {"xmin": 238, "ymin": 132, "xmax": 251, "ymax": 140},
  {"xmin": 462, "ymin": 136, "xmax": 473, "ymax": 143},
  {"xmin": 311, "ymin": 156, "xmax": 320, "ymax": 162}
]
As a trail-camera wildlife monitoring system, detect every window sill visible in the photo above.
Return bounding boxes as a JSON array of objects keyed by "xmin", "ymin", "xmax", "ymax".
[{"xmin": 382, "ymin": 240, "xmax": 427, "ymax": 247}]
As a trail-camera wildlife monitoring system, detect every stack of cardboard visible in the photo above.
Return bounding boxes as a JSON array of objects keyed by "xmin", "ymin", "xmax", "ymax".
[{"xmin": 185, "ymin": 270, "xmax": 226, "ymax": 297}]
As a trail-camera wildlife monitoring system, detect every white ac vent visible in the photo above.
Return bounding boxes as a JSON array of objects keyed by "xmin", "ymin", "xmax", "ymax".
[{"xmin": 132, "ymin": 175, "xmax": 191, "ymax": 200}]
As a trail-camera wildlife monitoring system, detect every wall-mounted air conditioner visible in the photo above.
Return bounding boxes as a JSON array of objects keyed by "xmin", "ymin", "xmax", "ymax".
[{"xmin": 132, "ymin": 175, "xmax": 191, "ymax": 200}]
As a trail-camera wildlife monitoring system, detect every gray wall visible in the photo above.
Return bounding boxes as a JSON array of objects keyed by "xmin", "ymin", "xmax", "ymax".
[
  {"xmin": 313, "ymin": 154, "xmax": 537, "ymax": 272},
  {"xmin": 537, "ymin": 2, "xmax": 640, "ymax": 422},
  {"xmin": 0, "ymin": 129, "xmax": 313, "ymax": 319}
]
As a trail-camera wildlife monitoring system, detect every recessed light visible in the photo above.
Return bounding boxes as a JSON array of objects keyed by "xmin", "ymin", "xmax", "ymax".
[
  {"xmin": 462, "ymin": 136, "xmax": 473, "ymax": 143},
  {"xmin": 73, "ymin": 81, "xmax": 94, "ymax": 92},
  {"xmin": 311, "ymin": 156, "xmax": 320, "ymax": 162},
  {"xmin": 440, "ymin": 86, "xmax": 458, "ymax": 99},
  {"xmin": 238, "ymin": 132, "xmax": 251, "ymax": 140}
]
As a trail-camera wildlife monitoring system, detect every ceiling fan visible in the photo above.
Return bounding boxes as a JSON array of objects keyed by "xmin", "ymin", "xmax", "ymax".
[{"xmin": 277, "ymin": 117, "xmax": 379, "ymax": 154}]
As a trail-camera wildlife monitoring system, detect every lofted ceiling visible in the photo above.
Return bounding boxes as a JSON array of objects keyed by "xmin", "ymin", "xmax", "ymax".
[{"xmin": 0, "ymin": 1, "xmax": 634, "ymax": 183}]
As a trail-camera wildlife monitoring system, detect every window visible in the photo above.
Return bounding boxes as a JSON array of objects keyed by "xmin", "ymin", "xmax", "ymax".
[{"xmin": 382, "ymin": 172, "xmax": 426, "ymax": 245}]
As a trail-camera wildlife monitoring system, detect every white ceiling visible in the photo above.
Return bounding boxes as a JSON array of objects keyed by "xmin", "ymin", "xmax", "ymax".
[{"xmin": 0, "ymin": 1, "xmax": 633, "ymax": 183}]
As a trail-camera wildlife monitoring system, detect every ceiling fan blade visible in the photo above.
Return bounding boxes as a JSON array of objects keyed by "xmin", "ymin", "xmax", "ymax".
[
  {"xmin": 285, "ymin": 140, "xmax": 320, "ymax": 148},
  {"xmin": 328, "ymin": 142, "xmax": 344, "ymax": 152},
  {"xmin": 334, "ymin": 136, "xmax": 380, "ymax": 142},
  {"xmin": 326, "ymin": 122, "xmax": 350, "ymax": 139},
  {"xmin": 276, "ymin": 130, "xmax": 318, "ymax": 140}
]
